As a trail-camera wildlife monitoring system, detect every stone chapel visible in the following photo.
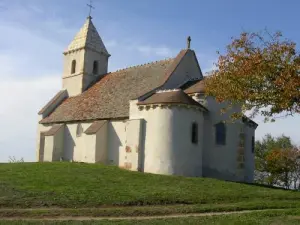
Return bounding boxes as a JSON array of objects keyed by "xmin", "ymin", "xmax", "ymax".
[{"xmin": 36, "ymin": 16, "xmax": 258, "ymax": 183}]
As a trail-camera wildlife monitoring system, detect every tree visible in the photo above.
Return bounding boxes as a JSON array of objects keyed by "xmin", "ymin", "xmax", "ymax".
[
  {"xmin": 265, "ymin": 148, "xmax": 299, "ymax": 189},
  {"xmin": 255, "ymin": 134, "xmax": 300, "ymax": 189},
  {"xmin": 205, "ymin": 30, "xmax": 300, "ymax": 122}
]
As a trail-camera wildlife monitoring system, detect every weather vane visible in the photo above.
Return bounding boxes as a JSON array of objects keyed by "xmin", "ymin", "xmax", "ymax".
[{"xmin": 87, "ymin": 0, "xmax": 95, "ymax": 18}]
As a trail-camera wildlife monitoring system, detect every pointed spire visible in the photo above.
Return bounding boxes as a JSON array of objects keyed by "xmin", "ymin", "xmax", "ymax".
[{"xmin": 64, "ymin": 17, "xmax": 110, "ymax": 56}]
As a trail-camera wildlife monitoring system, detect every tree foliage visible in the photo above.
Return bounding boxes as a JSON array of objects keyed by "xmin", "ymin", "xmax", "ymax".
[
  {"xmin": 206, "ymin": 30, "xmax": 300, "ymax": 121},
  {"xmin": 255, "ymin": 134, "xmax": 300, "ymax": 189}
]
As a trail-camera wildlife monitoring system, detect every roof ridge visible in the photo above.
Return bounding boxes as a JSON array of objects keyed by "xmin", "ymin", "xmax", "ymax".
[{"xmin": 114, "ymin": 57, "xmax": 173, "ymax": 73}]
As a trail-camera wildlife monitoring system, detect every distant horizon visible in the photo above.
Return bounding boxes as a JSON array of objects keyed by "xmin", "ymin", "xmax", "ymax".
[{"xmin": 0, "ymin": 0, "xmax": 299, "ymax": 162}]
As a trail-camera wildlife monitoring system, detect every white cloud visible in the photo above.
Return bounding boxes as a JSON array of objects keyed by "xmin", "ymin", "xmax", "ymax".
[
  {"xmin": 0, "ymin": 76, "xmax": 60, "ymax": 162},
  {"xmin": 105, "ymin": 40, "xmax": 118, "ymax": 48},
  {"xmin": 136, "ymin": 45, "xmax": 174, "ymax": 57},
  {"xmin": 0, "ymin": 4, "xmax": 63, "ymax": 162},
  {"xmin": 125, "ymin": 44, "xmax": 175, "ymax": 57}
]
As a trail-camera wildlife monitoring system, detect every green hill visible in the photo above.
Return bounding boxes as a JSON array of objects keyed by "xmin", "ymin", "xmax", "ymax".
[{"xmin": 0, "ymin": 162, "xmax": 299, "ymax": 209}]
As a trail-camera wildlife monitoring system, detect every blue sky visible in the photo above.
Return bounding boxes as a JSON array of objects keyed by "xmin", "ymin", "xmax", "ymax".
[{"xmin": 0, "ymin": 0, "xmax": 299, "ymax": 162}]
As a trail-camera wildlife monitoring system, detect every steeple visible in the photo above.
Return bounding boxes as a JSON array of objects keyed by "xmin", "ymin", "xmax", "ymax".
[
  {"xmin": 62, "ymin": 16, "xmax": 110, "ymax": 97},
  {"xmin": 64, "ymin": 16, "xmax": 110, "ymax": 57}
]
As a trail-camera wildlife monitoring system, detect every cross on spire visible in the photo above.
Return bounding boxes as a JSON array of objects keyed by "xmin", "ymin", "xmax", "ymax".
[
  {"xmin": 87, "ymin": 0, "xmax": 95, "ymax": 18},
  {"xmin": 187, "ymin": 36, "xmax": 191, "ymax": 49}
]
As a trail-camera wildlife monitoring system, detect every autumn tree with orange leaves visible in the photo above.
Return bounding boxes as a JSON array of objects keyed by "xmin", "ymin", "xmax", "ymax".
[
  {"xmin": 255, "ymin": 134, "xmax": 300, "ymax": 189},
  {"xmin": 206, "ymin": 31, "xmax": 300, "ymax": 122}
]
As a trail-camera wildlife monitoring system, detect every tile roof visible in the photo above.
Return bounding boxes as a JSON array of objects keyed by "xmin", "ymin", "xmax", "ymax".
[
  {"xmin": 40, "ymin": 57, "xmax": 177, "ymax": 124},
  {"xmin": 184, "ymin": 79, "xmax": 206, "ymax": 94},
  {"xmin": 85, "ymin": 120, "xmax": 107, "ymax": 135},
  {"xmin": 64, "ymin": 17, "xmax": 109, "ymax": 56},
  {"xmin": 43, "ymin": 124, "xmax": 64, "ymax": 136},
  {"xmin": 138, "ymin": 89, "xmax": 207, "ymax": 111},
  {"xmin": 38, "ymin": 90, "xmax": 68, "ymax": 115}
]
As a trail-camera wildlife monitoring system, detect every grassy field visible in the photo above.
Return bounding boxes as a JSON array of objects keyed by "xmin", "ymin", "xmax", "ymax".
[
  {"xmin": 1, "ymin": 162, "xmax": 300, "ymax": 209},
  {"xmin": 1, "ymin": 162, "xmax": 300, "ymax": 224},
  {"xmin": 2, "ymin": 209, "xmax": 300, "ymax": 224}
]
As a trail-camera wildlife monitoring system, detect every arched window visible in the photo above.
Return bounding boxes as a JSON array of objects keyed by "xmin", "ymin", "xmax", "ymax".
[
  {"xmin": 93, "ymin": 61, "xmax": 98, "ymax": 74},
  {"xmin": 76, "ymin": 123, "xmax": 83, "ymax": 137},
  {"xmin": 71, "ymin": 60, "xmax": 76, "ymax": 74},
  {"xmin": 191, "ymin": 122, "xmax": 198, "ymax": 144},
  {"xmin": 215, "ymin": 122, "xmax": 226, "ymax": 145}
]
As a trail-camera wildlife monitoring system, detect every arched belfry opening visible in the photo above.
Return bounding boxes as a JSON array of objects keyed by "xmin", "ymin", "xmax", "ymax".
[
  {"xmin": 71, "ymin": 60, "xmax": 76, "ymax": 74},
  {"xmin": 93, "ymin": 61, "xmax": 98, "ymax": 74},
  {"xmin": 62, "ymin": 16, "xmax": 110, "ymax": 96}
]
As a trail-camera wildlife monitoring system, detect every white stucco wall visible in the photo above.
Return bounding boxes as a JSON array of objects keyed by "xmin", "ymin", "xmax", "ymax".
[
  {"xmin": 36, "ymin": 118, "xmax": 52, "ymax": 161},
  {"xmin": 135, "ymin": 105, "xmax": 203, "ymax": 177},
  {"xmin": 43, "ymin": 136, "xmax": 54, "ymax": 161},
  {"xmin": 202, "ymin": 96, "xmax": 240, "ymax": 180},
  {"xmin": 107, "ymin": 121, "xmax": 126, "ymax": 166},
  {"xmin": 83, "ymin": 50, "xmax": 108, "ymax": 76},
  {"xmin": 62, "ymin": 48, "xmax": 109, "ymax": 96},
  {"xmin": 124, "ymin": 119, "xmax": 143, "ymax": 171},
  {"xmin": 64, "ymin": 123, "xmax": 92, "ymax": 162},
  {"xmin": 63, "ymin": 75, "xmax": 84, "ymax": 97},
  {"xmin": 62, "ymin": 50, "xmax": 85, "ymax": 96},
  {"xmin": 53, "ymin": 126, "xmax": 65, "ymax": 161},
  {"xmin": 95, "ymin": 122, "xmax": 108, "ymax": 163},
  {"xmin": 243, "ymin": 125, "xmax": 255, "ymax": 182},
  {"xmin": 191, "ymin": 95, "xmax": 254, "ymax": 182},
  {"xmin": 83, "ymin": 134, "xmax": 97, "ymax": 162},
  {"xmin": 63, "ymin": 51, "xmax": 85, "ymax": 79},
  {"xmin": 38, "ymin": 120, "xmax": 126, "ymax": 164}
]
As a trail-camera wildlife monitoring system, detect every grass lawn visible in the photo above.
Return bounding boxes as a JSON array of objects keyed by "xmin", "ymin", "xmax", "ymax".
[
  {"xmin": 2, "ymin": 209, "xmax": 300, "ymax": 224},
  {"xmin": 1, "ymin": 162, "xmax": 300, "ymax": 209}
]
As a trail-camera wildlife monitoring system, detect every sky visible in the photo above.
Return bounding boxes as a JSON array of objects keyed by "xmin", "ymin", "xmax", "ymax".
[{"xmin": 0, "ymin": 0, "xmax": 299, "ymax": 162}]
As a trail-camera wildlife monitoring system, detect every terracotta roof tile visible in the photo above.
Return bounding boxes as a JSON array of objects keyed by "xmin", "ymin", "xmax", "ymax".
[
  {"xmin": 85, "ymin": 120, "xmax": 107, "ymax": 135},
  {"xmin": 184, "ymin": 79, "xmax": 206, "ymax": 94},
  {"xmin": 43, "ymin": 124, "xmax": 64, "ymax": 136},
  {"xmin": 40, "ymin": 58, "xmax": 175, "ymax": 124},
  {"xmin": 38, "ymin": 90, "xmax": 67, "ymax": 115},
  {"xmin": 138, "ymin": 89, "xmax": 207, "ymax": 111}
]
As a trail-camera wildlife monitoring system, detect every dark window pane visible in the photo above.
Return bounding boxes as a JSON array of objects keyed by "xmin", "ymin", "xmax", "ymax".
[
  {"xmin": 93, "ymin": 61, "xmax": 98, "ymax": 74},
  {"xmin": 191, "ymin": 123, "xmax": 198, "ymax": 144},
  {"xmin": 71, "ymin": 60, "xmax": 76, "ymax": 74},
  {"xmin": 215, "ymin": 122, "xmax": 226, "ymax": 145}
]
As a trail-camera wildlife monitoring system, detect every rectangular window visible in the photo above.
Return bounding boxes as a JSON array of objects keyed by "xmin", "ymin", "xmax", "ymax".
[
  {"xmin": 215, "ymin": 122, "xmax": 226, "ymax": 145},
  {"xmin": 191, "ymin": 123, "xmax": 198, "ymax": 144}
]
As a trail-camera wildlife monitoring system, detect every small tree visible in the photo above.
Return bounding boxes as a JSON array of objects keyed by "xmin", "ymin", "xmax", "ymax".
[
  {"xmin": 255, "ymin": 134, "xmax": 300, "ymax": 189},
  {"xmin": 8, "ymin": 156, "xmax": 24, "ymax": 163},
  {"xmin": 206, "ymin": 30, "xmax": 300, "ymax": 122},
  {"xmin": 265, "ymin": 148, "xmax": 299, "ymax": 189}
]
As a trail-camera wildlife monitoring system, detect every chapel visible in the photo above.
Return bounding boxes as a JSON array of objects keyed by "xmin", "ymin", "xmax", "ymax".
[{"xmin": 36, "ymin": 16, "xmax": 258, "ymax": 182}]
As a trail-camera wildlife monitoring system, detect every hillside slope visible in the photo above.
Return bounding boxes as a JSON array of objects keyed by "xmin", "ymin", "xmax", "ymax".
[{"xmin": 0, "ymin": 162, "xmax": 299, "ymax": 208}]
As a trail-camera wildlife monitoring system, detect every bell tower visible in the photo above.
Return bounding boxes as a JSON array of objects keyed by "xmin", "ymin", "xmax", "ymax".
[{"xmin": 62, "ymin": 16, "xmax": 110, "ymax": 96}]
